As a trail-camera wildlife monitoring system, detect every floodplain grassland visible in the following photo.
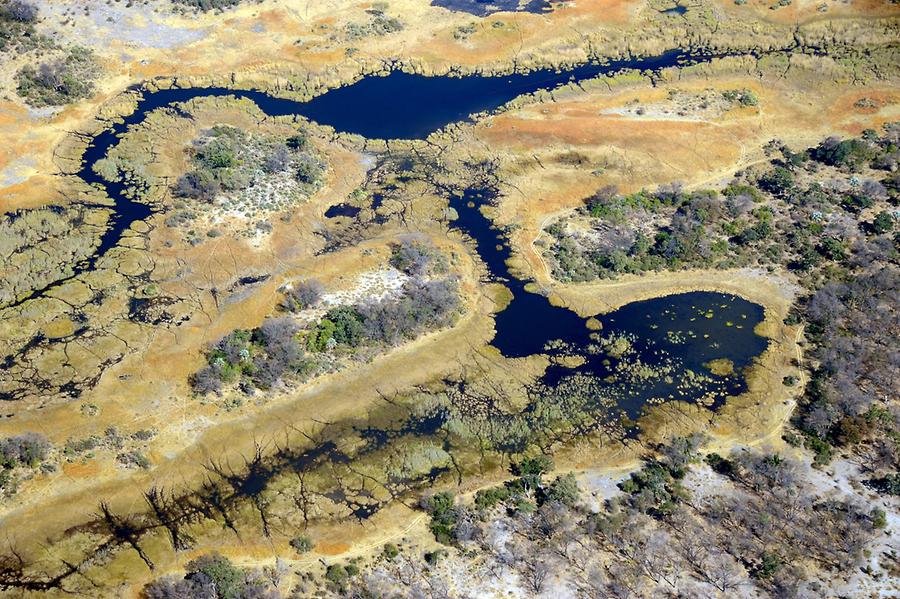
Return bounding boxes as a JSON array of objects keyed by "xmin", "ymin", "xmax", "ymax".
[{"xmin": 0, "ymin": 0, "xmax": 896, "ymax": 596}]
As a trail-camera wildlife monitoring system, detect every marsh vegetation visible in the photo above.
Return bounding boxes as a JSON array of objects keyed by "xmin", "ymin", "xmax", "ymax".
[
  {"xmin": 139, "ymin": 438, "xmax": 888, "ymax": 598},
  {"xmin": 543, "ymin": 126, "xmax": 899, "ymax": 502},
  {"xmin": 0, "ymin": 9, "xmax": 897, "ymax": 594}
]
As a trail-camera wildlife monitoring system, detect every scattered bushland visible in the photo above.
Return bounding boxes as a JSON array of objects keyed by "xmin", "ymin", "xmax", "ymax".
[
  {"xmin": 791, "ymin": 267, "xmax": 898, "ymax": 470},
  {"xmin": 543, "ymin": 126, "xmax": 899, "ymax": 490},
  {"xmin": 193, "ymin": 242, "xmax": 460, "ymax": 396},
  {"xmin": 543, "ymin": 126, "xmax": 898, "ymax": 285},
  {"xmin": 406, "ymin": 438, "xmax": 884, "ymax": 597},
  {"xmin": 0, "ymin": 432, "xmax": 51, "ymax": 497},
  {"xmin": 135, "ymin": 437, "xmax": 888, "ymax": 597},
  {"xmin": 344, "ymin": 11, "xmax": 403, "ymax": 40},
  {"xmin": 171, "ymin": 0, "xmax": 258, "ymax": 11},
  {"xmin": 15, "ymin": 46, "xmax": 100, "ymax": 107},
  {"xmin": 0, "ymin": 0, "xmax": 43, "ymax": 52},
  {"xmin": 143, "ymin": 552, "xmax": 279, "ymax": 599},
  {"xmin": 172, "ymin": 125, "xmax": 324, "ymax": 210}
]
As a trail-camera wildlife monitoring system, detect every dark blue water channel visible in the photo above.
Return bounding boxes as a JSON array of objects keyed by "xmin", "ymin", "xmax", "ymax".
[
  {"xmin": 48, "ymin": 49, "xmax": 769, "ymax": 415},
  {"xmin": 450, "ymin": 188, "xmax": 768, "ymax": 415},
  {"xmin": 431, "ymin": 0, "xmax": 554, "ymax": 17},
  {"xmin": 16, "ymin": 48, "xmax": 711, "ymax": 308}
]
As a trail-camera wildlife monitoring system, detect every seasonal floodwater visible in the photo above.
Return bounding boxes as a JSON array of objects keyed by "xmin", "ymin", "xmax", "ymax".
[
  {"xmin": 65, "ymin": 49, "xmax": 769, "ymax": 418},
  {"xmin": 34, "ymin": 47, "xmax": 719, "ymax": 309},
  {"xmin": 451, "ymin": 188, "xmax": 768, "ymax": 419},
  {"xmin": 0, "ymin": 52, "xmax": 779, "ymax": 586}
]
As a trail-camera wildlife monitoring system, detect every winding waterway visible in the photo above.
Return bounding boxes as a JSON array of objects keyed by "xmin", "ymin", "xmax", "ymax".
[
  {"xmin": 0, "ymin": 49, "xmax": 779, "ymax": 591},
  {"xmin": 60, "ymin": 47, "xmax": 770, "ymax": 409},
  {"xmin": 451, "ymin": 187, "xmax": 767, "ymax": 418},
  {"xmin": 21, "ymin": 48, "xmax": 731, "ymax": 309}
]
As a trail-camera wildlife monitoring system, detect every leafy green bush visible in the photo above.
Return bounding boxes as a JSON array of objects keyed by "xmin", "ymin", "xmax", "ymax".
[
  {"xmin": 307, "ymin": 306, "xmax": 365, "ymax": 351},
  {"xmin": 757, "ymin": 166, "xmax": 794, "ymax": 197},
  {"xmin": 290, "ymin": 534, "xmax": 314, "ymax": 553},
  {"xmin": 722, "ymin": 88, "xmax": 759, "ymax": 107},
  {"xmin": 421, "ymin": 491, "xmax": 458, "ymax": 544},
  {"xmin": 546, "ymin": 472, "xmax": 579, "ymax": 506},
  {"xmin": 870, "ymin": 210, "xmax": 894, "ymax": 235},
  {"xmin": 325, "ymin": 563, "xmax": 356, "ymax": 589},
  {"xmin": 185, "ymin": 553, "xmax": 245, "ymax": 598},
  {"xmin": 474, "ymin": 485, "xmax": 511, "ymax": 510},
  {"xmin": 618, "ymin": 458, "xmax": 689, "ymax": 516},
  {"xmin": 811, "ymin": 137, "xmax": 877, "ymax": 170}
]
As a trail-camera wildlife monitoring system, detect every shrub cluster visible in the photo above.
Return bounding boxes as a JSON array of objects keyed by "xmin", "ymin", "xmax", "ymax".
[
  {"xmin": 0, "ymin": 432, "xmax": 49, "ymax": 469},
  {"xmin": 304, "ymin": 277, "xmax": 459, "ymax": 352},
  {"xmin": 389, "ymin": 238, "xmax": 448, "ymax": 276},
  {"xmin": 192, "ymin": 317, "xmax": 312, "ymax": 395},
  {"xmin": 0, "ymin": 432, "xmax": 51, "ymax": 495},
  {"xmin": 144, "ymin": 552, "xmax": 277, "ymax": 599},
  {"xmin": 195, "ymin": 246, "xmax": 460, "ymax": 396},
  {"xmin": 16, "ymin": 47, "xmax": 100, "ymax": 107},
  {"xmin": 280, "ymin": 278, "xmax": 324, "ymax": 312},
  {"xmin": 174, "ymin": 125, "xmax": 324, "ymax": 203},
  {"xmin": 345, "ymin": 12, "xmax": 403, "ymax": 40},
  {"xmin": 172, "ymin": 0, "xmax": 254, "ymax": 11},
  {"xmin": 0, "ymin": 0, "xmax": 42, "ymax": 52},
  {"xmin": 722, "ymin": 88, "xmax": 759, "ymax": 106}
]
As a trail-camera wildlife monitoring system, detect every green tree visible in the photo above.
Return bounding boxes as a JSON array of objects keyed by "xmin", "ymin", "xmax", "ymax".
[
  {"xmin": 547, "ymin": 473, "xmax": 580, "ymax": 506},
  {"xmin": 871, "ymin": 211, "xmax": 894, "ymax": 235},
  {"xmin": 290, "ymin": 535, "xmax": 314, "ymax": 554},
  {"xmin": 185, "ymin": 553, "xmax": 244, "ymax": 599}
]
